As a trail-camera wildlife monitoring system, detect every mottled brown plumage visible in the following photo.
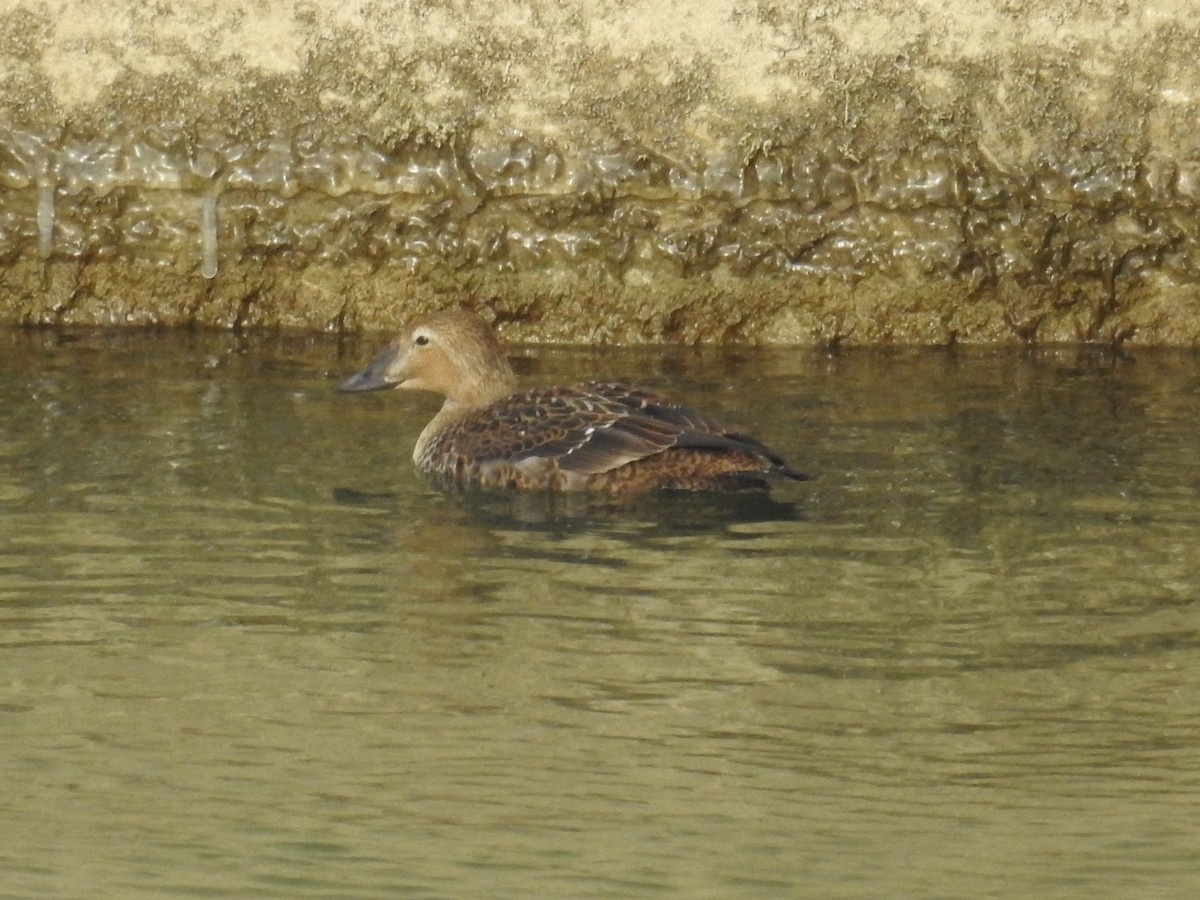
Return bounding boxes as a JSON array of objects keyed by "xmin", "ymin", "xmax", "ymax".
[{"xmin": 338, "ymin": 309, "xmax": 808, "ymax": 493}]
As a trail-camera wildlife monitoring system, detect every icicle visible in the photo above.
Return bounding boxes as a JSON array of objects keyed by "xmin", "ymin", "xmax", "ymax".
[
  {"xmin": 200, "ymin": 193, "xmax": 218, "ymax": 279},
  {"xmin": 36, "ymin": 179, "xmax": 55, "ymax": 259}
]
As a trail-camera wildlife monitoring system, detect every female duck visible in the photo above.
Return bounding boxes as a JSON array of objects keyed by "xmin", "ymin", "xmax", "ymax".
[{"xmin": 338, "ymin": 309, "xmax": 807, "ymax": 493}]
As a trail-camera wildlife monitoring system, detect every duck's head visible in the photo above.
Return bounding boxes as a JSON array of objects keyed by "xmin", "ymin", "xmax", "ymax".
[{"xmin": 337, "ymin": 309, "xmax": 517, "ymax": 410}]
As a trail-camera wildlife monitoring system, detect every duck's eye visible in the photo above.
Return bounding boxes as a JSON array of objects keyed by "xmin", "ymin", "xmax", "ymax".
[{"xmin": 414, "ymin": 334, "xmax": 430, "ymax": 347}]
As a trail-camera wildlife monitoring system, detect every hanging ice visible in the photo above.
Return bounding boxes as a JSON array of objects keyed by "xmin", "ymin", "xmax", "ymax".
[
  {"xmin": 200, "ymin": 193, "xmax": 218, "ymax": 279},
  {"xmin": 36, "ymin": 180, "xmax": 55, "ymax": 259}
]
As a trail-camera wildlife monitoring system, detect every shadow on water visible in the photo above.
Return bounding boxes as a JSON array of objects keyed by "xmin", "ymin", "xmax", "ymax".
[{"xmin": 332, "ymin": 483, "xmax": 806, "ymax": 534}]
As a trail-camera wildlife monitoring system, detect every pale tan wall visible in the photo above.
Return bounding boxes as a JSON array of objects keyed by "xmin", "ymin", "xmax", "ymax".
[{"xmin": 2, "ymin": 0, "xmax": 1199, "ymax": 343}]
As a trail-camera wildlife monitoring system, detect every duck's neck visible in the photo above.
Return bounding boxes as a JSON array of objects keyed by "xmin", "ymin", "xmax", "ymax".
[
  {"xmin": 448, "ymin": 372, "xmax": 517, "ymax": 411},
  {"xmin": 412, "ymin": 379, "xmax": 515, "ymax": 467}
]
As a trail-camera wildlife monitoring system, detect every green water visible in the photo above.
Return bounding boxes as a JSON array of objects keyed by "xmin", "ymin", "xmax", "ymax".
[{"xmin": 2, "ymin": 329, "xmax": 1199, "ymax": 898}]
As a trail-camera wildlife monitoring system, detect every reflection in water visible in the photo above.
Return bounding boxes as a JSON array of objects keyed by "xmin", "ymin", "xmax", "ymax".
[
  {"xmin": 333, "ymin": 485, "xmax": 808, "ymax": 534},
  {"xmin": 2, "ymin": 330, "xmax": 1200, "ymax": 897}
]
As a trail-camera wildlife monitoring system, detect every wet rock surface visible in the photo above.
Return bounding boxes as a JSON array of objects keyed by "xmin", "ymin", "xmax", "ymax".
[{"xmin": 2, "ymin": 1, "xmax": 1200, "ymax": 343}]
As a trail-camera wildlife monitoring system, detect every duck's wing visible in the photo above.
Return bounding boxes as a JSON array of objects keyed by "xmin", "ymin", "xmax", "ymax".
[
  {"xmin": 456, "ymin": 384, "xmax": 799, "ymax": 478},
  {"xmin": 582, "ymin": 382, "xmax": 733, "ymax": 434},
  {"xmin": 456, "ymin": 385, "xmax": 675, "ymax": 475},
  {"xmin": 585, "ymin": 382, "xmax": 804, "ymax": 476}
]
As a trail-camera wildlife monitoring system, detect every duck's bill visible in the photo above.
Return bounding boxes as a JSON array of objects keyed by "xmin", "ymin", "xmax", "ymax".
[{"xmin": 337, "ymin": 347, "xmax": 399, "ymax": 392}]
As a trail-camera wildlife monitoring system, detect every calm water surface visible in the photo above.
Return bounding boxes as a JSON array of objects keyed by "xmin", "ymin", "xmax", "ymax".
[{"xmin": 2, "ymin": 328, "xmax": 1199, "ymax": 898}]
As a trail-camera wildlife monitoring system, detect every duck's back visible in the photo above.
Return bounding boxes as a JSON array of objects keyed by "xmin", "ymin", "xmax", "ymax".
[{"xmin": 419, "ymin": 382, "xmax": 807, "ymax": 493}]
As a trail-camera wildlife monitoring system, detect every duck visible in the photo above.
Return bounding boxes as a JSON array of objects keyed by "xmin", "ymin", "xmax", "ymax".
[{"xmin": 337, "ymin": 309, "xmax": 808, "ymax": 493}]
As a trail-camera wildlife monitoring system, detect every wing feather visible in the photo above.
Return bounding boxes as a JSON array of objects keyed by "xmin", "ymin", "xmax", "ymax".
[{"xmin": 437, "ymin": 383, "xmax": 800, "ymax": 481}]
